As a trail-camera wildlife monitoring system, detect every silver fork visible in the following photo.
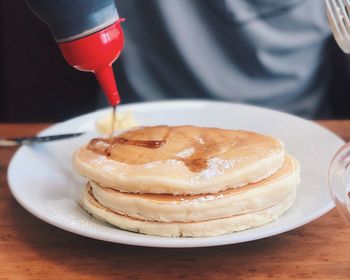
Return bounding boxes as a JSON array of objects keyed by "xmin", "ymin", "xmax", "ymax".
[
  {"xmin": 0, "ymin": 132, "xmax": 84, "ymax": 147},
  {"xmin": 326, "ymin": 0, "xmax": 350, "ymax": 53}
]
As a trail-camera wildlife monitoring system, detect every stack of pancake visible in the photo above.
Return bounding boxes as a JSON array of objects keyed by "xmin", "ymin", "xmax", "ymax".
[{"xmin": 74, "ymin": 125, "xmax": 300, "ymax": 237}]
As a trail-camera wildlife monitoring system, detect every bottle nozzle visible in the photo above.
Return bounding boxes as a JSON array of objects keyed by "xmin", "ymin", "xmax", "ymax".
[{"xmin": 94, "ymin": 66, "xmax": 120, "ymax": 106}]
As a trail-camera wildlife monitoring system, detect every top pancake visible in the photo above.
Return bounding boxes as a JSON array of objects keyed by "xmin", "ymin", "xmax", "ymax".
[{"xmin": 73, "ymin": 125, "xmax": 285, "ymax": 194}]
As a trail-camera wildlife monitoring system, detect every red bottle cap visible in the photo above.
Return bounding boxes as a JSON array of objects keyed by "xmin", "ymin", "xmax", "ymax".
[{"xmin": 58, "ymin": 18, "xmax": 125, "ymax": 106}]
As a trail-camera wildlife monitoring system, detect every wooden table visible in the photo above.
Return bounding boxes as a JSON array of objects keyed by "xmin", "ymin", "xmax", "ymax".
[{"xmin": 1, "ymin": 122, "xmax": 350, "ymax": 280}]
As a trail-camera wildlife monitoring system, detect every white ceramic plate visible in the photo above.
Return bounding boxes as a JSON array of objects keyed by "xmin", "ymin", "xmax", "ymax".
[{"xmin": 8, "ymin": 100, "xmax": 344, "ymax": 248}]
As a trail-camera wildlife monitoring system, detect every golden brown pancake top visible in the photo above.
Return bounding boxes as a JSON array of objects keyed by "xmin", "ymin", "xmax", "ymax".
[{"xmin": 87, "ymin": 125, "xmax": 282, "ymax": 173}]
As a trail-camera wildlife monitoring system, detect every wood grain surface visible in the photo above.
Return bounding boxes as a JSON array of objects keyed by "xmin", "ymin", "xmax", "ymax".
[{"xmin": 0, "ymin": 122, "xmax": 350, "ymax": 280}]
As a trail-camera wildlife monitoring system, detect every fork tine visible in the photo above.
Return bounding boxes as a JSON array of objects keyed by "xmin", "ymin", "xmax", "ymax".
[
  {"xmin": 331, "ymin": 0, "xmax": 350, "ymax": 39},
  {"xmin": 337, "ymin": 0, "xmax": 350, "ymax": 35},
  {"xmin": 344, "ymin": 0, "xmax": 350, "ymax": 15},
  {"xmin": 326, "ymin": 0, "xmax": 345, "ymax": 40}
]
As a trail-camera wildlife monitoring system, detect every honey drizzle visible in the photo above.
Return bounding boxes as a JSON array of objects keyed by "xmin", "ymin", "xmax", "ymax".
[
  {"xmin": 87, "ymin": 137, "xmax": 167, "ymax": 157},
  {"xmin": 88, "ymin": 127, "xmax": 171, "ymax": 157},
  {"xmin": 108, "ymin": 105, "xmax": 117, "ymax": 153}
]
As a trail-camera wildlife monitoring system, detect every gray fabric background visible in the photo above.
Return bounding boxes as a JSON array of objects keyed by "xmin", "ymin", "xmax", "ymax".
[{"xmin": 113, "ymin": 0, "xmax": 331, "ymax": 118}]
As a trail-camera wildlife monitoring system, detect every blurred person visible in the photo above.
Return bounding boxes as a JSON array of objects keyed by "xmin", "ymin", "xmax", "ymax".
[{"xmin": 111, "ymin": 0, "xmax": 331, "ymax": 118}]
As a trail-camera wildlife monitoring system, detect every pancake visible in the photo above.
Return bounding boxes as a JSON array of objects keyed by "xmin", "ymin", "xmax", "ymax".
[
  {"xmin": 80, "ymin": 185, "xmax": 296, "ymax": 237},
  {"xmin": 74, "ymin": 125, "xmax": 285, "ymax": 195},
  {"xmin": 89, "ymin": 154, "xmax": 299, "ymax": 222}
]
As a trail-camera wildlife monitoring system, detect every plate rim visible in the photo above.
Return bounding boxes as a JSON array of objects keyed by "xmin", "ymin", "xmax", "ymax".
[{"xmin": 7, "ymin": 99, "xmax": 344, "ymax": 248}]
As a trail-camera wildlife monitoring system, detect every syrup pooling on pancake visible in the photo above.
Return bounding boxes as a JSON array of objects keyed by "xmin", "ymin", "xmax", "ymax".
[
  {"xmin": 86, "ymin": 126, "xmax": 283, "ymax": 173},
  {"xmin": 88, "ymin": 125, "xmax": 171, "ymax": 157},
  {"xmin": 87, "ymin": 136, "xmax": 167, "ymax": 157}
]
